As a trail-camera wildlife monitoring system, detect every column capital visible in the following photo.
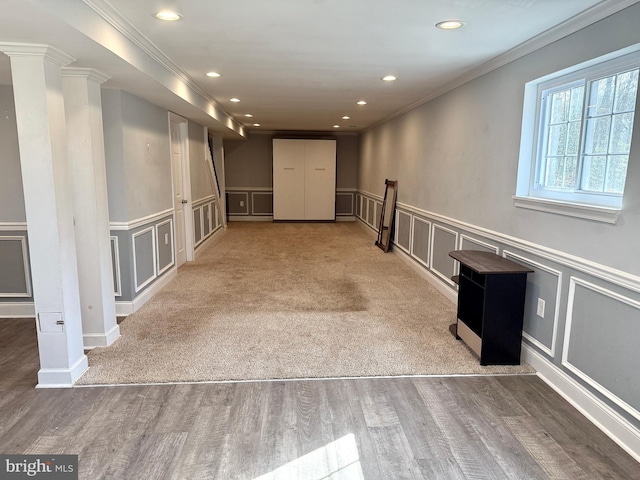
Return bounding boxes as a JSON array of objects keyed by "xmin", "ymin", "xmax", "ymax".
[
  {"xmin": 62, "ymin": 67, "xmax": 110, "ymax": 84},
  {"xmin": 0, "ymin": 43, "xmax": 75, "ymax": 67}
]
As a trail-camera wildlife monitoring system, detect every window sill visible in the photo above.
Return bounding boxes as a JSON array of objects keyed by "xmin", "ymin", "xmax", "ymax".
[{"xmin": 513, "ymin": 196, "xmax": 621, "ymax": 224}]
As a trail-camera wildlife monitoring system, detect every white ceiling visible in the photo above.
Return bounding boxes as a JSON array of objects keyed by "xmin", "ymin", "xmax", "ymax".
[{"xmin": 0, "ymin": 0, "xmax": 636, "ymax": 136}]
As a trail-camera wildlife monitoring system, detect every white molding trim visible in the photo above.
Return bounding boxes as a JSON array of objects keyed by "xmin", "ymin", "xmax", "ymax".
[
  {"xmin": 513, "ymin": 196, "xmax": 620, "ymax": 224},
  {"xmin": 358, "ymin": 189, "xmax": 384, "ymax": 202},
  {"xmin": 410, "ymin": 216, "xmax": 431, "ymax": 269},
  {"xmin": 430, "ymin": 224, "xmax": 459, "ymax": 287},
  {"xmin": 336, "ymin": 216, "xmax": 356, "ymax": 222},
  {"xmin": 227, "ymin": 192, "xmax": 250, "ymax": 215},
  {"xmin": 504, "ymin": 250, "xmax": 562, "ymax": 358},
  {"xmin": 115, "ymin": 266, "xmax": 177, "ymax": 316},
  {"xmin": 229, "ymin": 215, "xmax": 273, "ymax": 222},
  {"xmin": 36, "ymin": 354, "xmax": 88, "ymax": 389},
  {"xmin": 251, "ymin": 191, "xmax": 274, "ymax": 216},
  {"xmin": 0, "ymin": 236, "xmax": 32, "ymax": 297},
  {"xmin": 192, "ymin": 194, "xmax": 217, "ymax": 208},
  {"xmin": 392, "ymin": 245, "xmax": 458, "ymax": 304},
  {"xmin": 110, "ymin": 236, "xmax": 121, "ymax": 297},
  {"xmin": 364, "ymin": 0, "xmax": 640, "ymax": 132},
  {"xmin": 562, "ymin": 276, "xmax": 640, "ymax": 422},
  {"xmin": 132, "ymin": 226, "xmax": 157, "ymax": 293},
  {"xmin": 225, "ymin": 186, "xmax": 273, "ymax": 192},
  {"xmin": 194, "ymin": 226, "xmax": 225, "ymax": 260},
  {"xmin": 459, "ymin": 234, "xmax": 499, "ymax": 254},
  {"xmin": 357, "ymin": 215, "xmax": 378, "ymax": 233},
  {"xmin": 83, "ymin": 323, "xmax": 121, "ymax": 349},
  {"xmin": 522, "ymin": 343, "xmax": 640, "ymax": 463},
  {"xmin": 384, "ymin": 197, "xmax": 640, "ymax": 294},
  {"xmin": 394, "ymin": 210, "xmax": 412, "ymax": 254},
  {"xmin": 109, "ymin": 208, "xmax": 174, "ymax": 231},
  {"xmin": 155, "ymin": 218, "xmax": 175, "ymax": 276},
  {"xmin": 0, "ymin": 222, "xmax": 27, "ymax": 231},
  {"xmin": 336, "ymin": 187, "xmax": 357, "ymax": 193},
  {"xmin": 0, "ymin": 302, "xmax": 35, "ymax": 318}
]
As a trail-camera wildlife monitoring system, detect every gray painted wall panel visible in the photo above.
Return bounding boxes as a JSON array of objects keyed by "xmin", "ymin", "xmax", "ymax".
[
  {"xmin": 0, "ymin": 237, "xmax": 28, "ymax": 295},
  {"xmin": 460, "ymin": 237, "xmax": 496, "ymax": 253},
  {"xmin": 411, "ymin": 218, "xmax": 430, "ymax": 265},
  {"xmin": 202, "ymin": 205, "xmax": 211, "ymax": 236},
  {"xmin": 227, "ymin": 193, "xmax": 249, "ymax": 215},
  {"xmin": 336, "ymin": 193, "xmax": 354, "ymax": 215},
  {"xmin": 397, "ymin": 211, "xmax": 411, "ymax": 250},
  {"xmin": 194, "ymin": 209, "xmax": 202, "ymax": 243},
  {"xmin": 356, "ymin": 195, "xmax": 361, "ymax": 217},
  {"xmin": 431, "ymin": 226, "xmax": 457, "ymax": 281},
  {"xmin": 157, "ymin": 221, "xmax": 173, "ymax": 272},
  {"xmin": 112, "ymin": 230, "xmax": 133, "ymax": 301},
  {"xmin": 0, "ymin": 86, "xmax": 26, "ymax": 222},
  {"xmin": 367, "ymin": 199, "xmax": 374, "ymax": 225},
  {"xmin": 252, "ymin": 193, "xmax": 273, "ymax": 215},
  {"xmin": 567, "ymin": 281, "xmax": 640, "ymax": 412},
  {"xmin": 110, "ymin": 237, "xmax": 120, "ymax": 296},
  {"xmin": 134, "ymin": 229, "xmax": 155, "ymax": 290}
]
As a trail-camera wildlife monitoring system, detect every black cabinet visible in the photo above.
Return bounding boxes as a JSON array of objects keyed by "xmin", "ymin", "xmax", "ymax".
[{"xmin": 449, "ymin": 250, "xmax": 533, "ymax": 365}]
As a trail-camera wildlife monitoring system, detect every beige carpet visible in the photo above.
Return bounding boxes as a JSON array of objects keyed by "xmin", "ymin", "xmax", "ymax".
[{"xmin": 78, "ymin": 222, "xmax": 534, "ymax": 385}]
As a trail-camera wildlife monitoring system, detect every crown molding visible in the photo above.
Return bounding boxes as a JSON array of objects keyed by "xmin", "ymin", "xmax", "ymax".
[
  {"xmin": 62, "ymin": 67, "xmax": 110, "ymax": 83},
  {"xmin": 366, "ymin": 0, "xmax": 640, "ymax": 132}
]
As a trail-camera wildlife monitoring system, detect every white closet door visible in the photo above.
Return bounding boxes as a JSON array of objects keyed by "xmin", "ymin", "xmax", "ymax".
[
  {"xmin": 304, "ymin": 140, "xmax": 336, "ymax": 220},
  {"xmin": 273, "ymin": 139, "xmax": 305, "ymax": 220}
]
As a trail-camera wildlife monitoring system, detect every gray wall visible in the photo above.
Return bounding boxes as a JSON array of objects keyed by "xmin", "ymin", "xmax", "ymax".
[
  {"xmin": 188, "ymin": 120, "xmax": 215, "ymax": 202},
  {"xmin": 358, "ymin": 5, "xmax": 640, "ymax": 429},
  {"xmin": 103, "ymin": 89, "xmax": 173, "ymax": 222},
  {"xmin": 0, "ymin": 85, "xmax": 25, "ymax": 222}
]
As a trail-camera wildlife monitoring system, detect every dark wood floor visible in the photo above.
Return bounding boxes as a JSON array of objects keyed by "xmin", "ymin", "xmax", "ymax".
[{"xmin": 1, "ymin": 318, "xmax": 639, "ymax": 479}]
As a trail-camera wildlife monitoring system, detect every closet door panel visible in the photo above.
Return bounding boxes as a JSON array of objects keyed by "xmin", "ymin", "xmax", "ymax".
[
  {"xmin": 273, "ymin": 139, "xmax": 305, "ymax": 220},
  {"xmin": 304, "ymin": 140, "xmax": 336, "ymax": 220}
]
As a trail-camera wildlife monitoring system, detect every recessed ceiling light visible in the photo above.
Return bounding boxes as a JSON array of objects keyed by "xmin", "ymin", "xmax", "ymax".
[
  {"xmin": 253, "ymin": 123, "xmax": 261, "ymax": 127},
  {"xmin": 230, "ymin": 98, "xmax": 240, "ymax": 102},
  {"xmin": 436, "ymin": 20, "xmax": 464, "ymax": 30},
  {"xmin": 155, "ymin": 10, "xmax": 182, "ymax": 21},
  {"xmin": 381, "ymin": 75, "xmax": 397, "ymax": 82},
  {"xmin": 357, "ymin": 100, "xmax": 367, "ymax": 105},
  {"xmin": 206, "ymin": 71, "xmax": 221, "ymax": 78},
  {"xmin": 333, "ymin": 125, "xmax": 340, "ymax": 128},
  {"xmin": 244, "ymin": 114, "xmax": 253, "ymax": 118},
  {"xmin": 342, "ymin": 116, "xmax": 350, "ymax": 120}
]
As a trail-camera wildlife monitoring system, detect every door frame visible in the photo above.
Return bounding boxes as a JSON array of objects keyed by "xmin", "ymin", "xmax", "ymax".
[{"xmin": 168, "ymin": 112, "xmax": 194, "ymax": 263}]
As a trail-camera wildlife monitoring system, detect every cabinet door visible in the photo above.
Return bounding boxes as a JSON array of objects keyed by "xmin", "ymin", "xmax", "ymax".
[
  {"xmin": 304, "ymin": 140, "xmax": 336, "ymax": 220},
  {"xmin": 273, "ymin": 139, "xmax": 305, "ymax": 220}
]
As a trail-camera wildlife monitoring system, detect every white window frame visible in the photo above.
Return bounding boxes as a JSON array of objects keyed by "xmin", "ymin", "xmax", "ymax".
[{"xmin": 514, "ymin": 47, "xmax": 640, "ymax": 224}]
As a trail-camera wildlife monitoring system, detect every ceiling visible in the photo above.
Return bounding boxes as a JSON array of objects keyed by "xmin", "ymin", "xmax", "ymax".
[{"xmin": 0, "ymin": 0, "xmax": 636, "ymax": 136}]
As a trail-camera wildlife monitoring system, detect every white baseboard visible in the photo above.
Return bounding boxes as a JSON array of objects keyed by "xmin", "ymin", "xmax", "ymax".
[
  {"xmin": 336, "ymin": 216, "xmax": 356, "ymax": 222},
  {"xmin": 194, "ymin": 227, "xmax": 225, "ymax": 260},
  {"xmin": 115, "ymin": 267, "xmax": 177, "ymax": 316},
  {"xmin": 36, "ymin": 354, "xmax": 89, "ymax": 388},
  {"xmin": 229, "ymin": 215, "xmax": 273, "ymax": 222},
  {"xmin": 522, "ymin": 343, "xmax": 640, "ymax": 462},
  {"xmin": 0, "ymin": 302, "xmax": 35, "ymax": 318},
  {"xmin": 83, "ymin": 323, "xmax": 121, "ymax": 349}
]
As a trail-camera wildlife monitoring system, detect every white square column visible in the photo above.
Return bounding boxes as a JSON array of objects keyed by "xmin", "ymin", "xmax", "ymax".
[
  {"xmin": 0, "ymin": 43, "xmax": 88, "ymax": 387},
  {"xmin": 62, "ymin": 68, "xmax": 120, "ymax": 348}
]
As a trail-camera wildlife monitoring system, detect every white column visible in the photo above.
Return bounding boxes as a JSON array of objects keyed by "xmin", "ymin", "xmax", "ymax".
[
  {"xmin": 0, "ymin": 43, "xmax": 88, "ymax": 387},
  {"xmin": 62, "ymin": 68, "xmax": 120, "ymax": 348}
]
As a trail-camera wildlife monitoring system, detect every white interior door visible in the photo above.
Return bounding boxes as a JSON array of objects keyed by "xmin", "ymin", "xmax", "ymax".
[
  {"xmin": 170, "ymin": 119, "xmax": 187, "ymax": 266},
  {"xmin": 304, "ymin": 140, "xmax": 336, "ymax": 220},
  {"xmin": 273, "ymin": 139, "xmax": 305, "ymax": 220}
]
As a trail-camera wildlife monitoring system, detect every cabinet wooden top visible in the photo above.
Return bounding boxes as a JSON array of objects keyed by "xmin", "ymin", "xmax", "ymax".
[{"xmin": 449, "ymin": 250, "xmax": 533, "ymax": 274}]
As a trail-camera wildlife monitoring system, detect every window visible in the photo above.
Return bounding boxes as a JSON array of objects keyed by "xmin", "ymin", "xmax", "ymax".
[{"xmin": 515, "ymin": 50, "xmax": 640, "ymax": 223}]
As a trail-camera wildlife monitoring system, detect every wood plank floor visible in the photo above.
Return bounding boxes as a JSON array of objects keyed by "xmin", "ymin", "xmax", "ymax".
[{"xmin": 1, "ymin": 318, "xmax": 639, "ymax": 479}]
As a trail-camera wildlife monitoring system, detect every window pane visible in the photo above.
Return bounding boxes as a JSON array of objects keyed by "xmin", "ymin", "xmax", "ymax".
[
  {"xmin": 563, "ymin": 156, "xmax": 578, "ymax": 189},
  {"xmin": 605, "ymin": 155, "xmax": 628, "ymax": 194},
  {"xmin": 566, "ymin": 121, "xmax": 581, "ymax": 155},
  {"xmin": 569, "ymin": 85, "xmax": 585, "ymax": 121},
  {"xmin": 550, "ymin": 90, "xmax": 569, "ymax": 124},
  {"xmin": 588, "ymin": 76, "xmax": 615, "ymax": 117},
  {"xmin": 547, "ymin": 124, "xmax": 567, "ymax": 156},
  {"xmin": 610, "ymin": 112, "xmax": 634, "ymax": 153},
  {"xmin": 581, "ymin": 155, "xmax": 607, "ymax": 192},
  {"xmin": 583, "ymin": 116, "xmax": 611, "ymax": 154},
  {"xmin": 614, "ymin": 69, "xmax": 639, "ymax": 113},
  {"xmin": 544, "ymin": 157, "xmax": 562, "ymax": 188}
]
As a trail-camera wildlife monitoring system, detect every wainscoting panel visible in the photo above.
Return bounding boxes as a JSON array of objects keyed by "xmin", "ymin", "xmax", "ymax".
[
  {"xmin": 367, "ymin": 199, "xmax": 375, "ymax": 226},
  {"xmin": 0, "ymin": 235, "xmax": 31, "ymax": 298},
  {"xmin": 132, "ymin": 226, "xmax": 157, "ymax": 293},
  {"xmin": 202, "ymin": 204, "xmax": 211, "ymax": 238},
  {"xmin": 355, "ymin": 194, "xmax": 361, "ymax": 217},
  {"xmin": 504, "ymin": 250, "xmax": 561, "ymax": 357},
  {"xmin": 459, "ymin": 234, "xmax": 499, "ymax": 254},
  {"xmin": 411, "ymin": 217, "xmax": 431, "ymax": 268},
  {"xmin": 227, "ymin": 192, "xmax": 250, "ymax": 216},
  {"xmin": 252, "ymin": 192, "xmax": 273, "ymax": 215},
  {"xmin": 156, "ymin": 219, "xmax": 175, "ymax": 276},
  {"xmin": 110, "ymin": 236, "xmax": 121, "ymax": 297},
  {"xmin": 430, "ymin": 224, "xmax": 458, "ymax": 286},
  {"xmin": 395, "ymin": 210, "xmax": 412, "ymax": 254},
  {"xmin": 563, "ymin": 277, "xmax": 640, "ymax": 421},
  {"xmin": 193, "ymin": 208, "xmax": 203, "ymax": 245},
  {"xmin": 336, "ymin": 192, "xmax": 354, "ymax": 216}
]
